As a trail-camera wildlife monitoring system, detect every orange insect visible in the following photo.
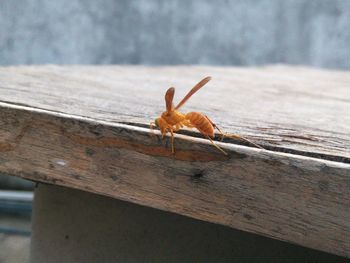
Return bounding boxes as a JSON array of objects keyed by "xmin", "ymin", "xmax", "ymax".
[{"xmin": 151, "ymin": 77, "xmax": 263, "ymax": 155}]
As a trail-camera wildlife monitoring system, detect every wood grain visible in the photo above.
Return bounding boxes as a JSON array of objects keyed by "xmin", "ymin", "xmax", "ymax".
[
  {"xmin": 0, "ymin": 66, "xmax": 350, "ymax": 257},
  {"xmin": 0, "ymin": 65, "xmax": 349, "ymax": 162}
]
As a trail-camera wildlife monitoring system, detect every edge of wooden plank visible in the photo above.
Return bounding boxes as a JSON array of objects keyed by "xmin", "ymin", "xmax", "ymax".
[
  {"xmin": 1, "ymin": 101, "xmax": 350, "ymax": 257},
  {"xmin": 0, "ymin": 100, "xmax": 349, "ymax": 166}
]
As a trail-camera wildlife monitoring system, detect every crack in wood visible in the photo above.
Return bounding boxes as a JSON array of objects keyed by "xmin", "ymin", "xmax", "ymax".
[
  {"xmin": 119, "ymin": 122, "xmax": 350, "ymax": 164},
  {"xmin": 0, "ymin": 114, "xmax": 229, "ymax": 162},
  {"xmin": 63, "ymin": 132, "xmax": 229, "ymax": 162}
]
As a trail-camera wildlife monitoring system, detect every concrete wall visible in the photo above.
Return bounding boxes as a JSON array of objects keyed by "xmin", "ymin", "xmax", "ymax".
[
  {"xmin": 1, "ymin": 0, "xmax": 350, "ymax": 69},
  {"xmin": 31, "ymin": 184, "xmax": 349, "ymax": 263}
]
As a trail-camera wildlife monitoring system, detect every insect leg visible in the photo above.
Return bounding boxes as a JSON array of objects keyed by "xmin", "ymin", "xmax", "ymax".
[
  {"xmin": 204, "ymin": 115, "xmax": 264, "ymax": 149},
  {"xmin": 204, "ymin": 115, "xmax": 225, "ymax": 140},
  {"xmin": 174, "ymin": 124, "xmax": 181, "ymax": 131},
  {"xmin": 170, "ymin": 129, "xmax": 175, "ymax": 154},
  {"xmin": 149, "ymin": 122, "xmax": 156, "ymax": 137},
  {"xmin": 206, "ymin": 136, "xmax": 227, "ymax": 155},
  {"xmin": 214, "ymin": 125, "xmax": 225, "ymax": 141}
]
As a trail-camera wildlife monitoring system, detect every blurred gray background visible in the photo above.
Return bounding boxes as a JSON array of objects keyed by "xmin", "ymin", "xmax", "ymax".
[{"xmin": 0, "ymin": 0, "xmax": 350, "ymax": 69}]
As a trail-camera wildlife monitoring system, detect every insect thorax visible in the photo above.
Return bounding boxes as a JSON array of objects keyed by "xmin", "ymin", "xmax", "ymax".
[{"xmin": 161, "ymin": 110, "xmax": 186, "ymax": 125}]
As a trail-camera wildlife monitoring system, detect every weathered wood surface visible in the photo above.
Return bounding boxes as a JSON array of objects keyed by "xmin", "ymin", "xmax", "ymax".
[
  {"xmin": 0, "ymin": 66, "xmax": 350, "ymax": 257},
  {"xmin": 0, "ymin": 66, "xmax": 349, "ymax": 161}
]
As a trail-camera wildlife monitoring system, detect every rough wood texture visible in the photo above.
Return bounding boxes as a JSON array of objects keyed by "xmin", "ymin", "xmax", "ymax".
[
  {"xmin": 0, "ymin": 65, "xmax": 349, "ymax": 161},
  {"xmin": 0, "ymin": 66, "xmax": 350, "ymax": 257}
]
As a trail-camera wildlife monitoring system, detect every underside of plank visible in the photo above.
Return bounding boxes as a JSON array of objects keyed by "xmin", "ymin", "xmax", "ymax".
[{"xmin": 0, "ymin": 66, "xmax": 350, "ymax": 257}]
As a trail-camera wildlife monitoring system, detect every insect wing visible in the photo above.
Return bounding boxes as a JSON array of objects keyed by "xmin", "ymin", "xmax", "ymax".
[
  {"xmin": 175, "ymin": 76, "xmax": 211, "ymax": 110},
  {"xmin": 165, "ymin": 87, "xmax": 175, "ymax": 112}
]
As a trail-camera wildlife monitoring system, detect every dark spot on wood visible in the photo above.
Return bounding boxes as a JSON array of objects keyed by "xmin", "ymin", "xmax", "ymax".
[
  {"xmin": 85, "ymin": 148, "xmax": 95, "ymax": 156},
  {"xmin": 65, "ymin": 235, "xmax": 69, "ymax": 240},
  {"xmin": 49, "ymin": 163, "xmax": 54, "ymax": 169},
  {"xmin": 110, "ymin": 175, "xmax": 118, "ymax": 181},
  {"xmin": 192, "ymin": 170, "xmax": 205, "ymax": 178},
  {"xmin": 71, "ymin": 174, "xmax": 82, "ymax": 180},
  {"xmin": 243, "ymin": 213, "xmax": 254, "ymax": 220},
  {"xmin": 190, "ymin": 169, "xmax": 206, "ymax": 183},
  {"xmin": 318, "ymin": 180, "xmax": 329, "ymax": 192}
]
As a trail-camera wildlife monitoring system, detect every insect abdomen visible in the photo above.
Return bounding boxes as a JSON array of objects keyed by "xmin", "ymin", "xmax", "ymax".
[{"xmin": 186, "ymin": 112, "xmax": 214, "ymax": 137}]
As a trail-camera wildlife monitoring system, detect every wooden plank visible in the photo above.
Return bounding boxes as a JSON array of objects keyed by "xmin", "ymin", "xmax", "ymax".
[
  {"xmin": 0, "ymin": 103, "xmax": 350, "ymax": 257},
  {"xmin": 0, "ymin": 66, "xmax": 350, "ymax": 256},
  {"xmin": 0, "ymin": 65, "xmax": 349, "ymax": 161}
]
